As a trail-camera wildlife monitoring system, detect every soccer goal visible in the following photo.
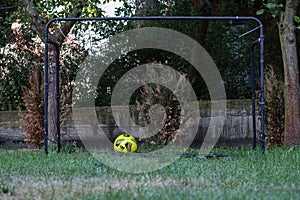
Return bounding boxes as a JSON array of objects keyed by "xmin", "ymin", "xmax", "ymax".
[{"xmin": 44, "ymin": 16, "xmax": 265, "ymax": 154}]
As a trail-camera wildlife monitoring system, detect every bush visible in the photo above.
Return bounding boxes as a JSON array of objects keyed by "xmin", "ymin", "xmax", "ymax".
[
  {"xmin": 20, "ymin": 64, "xmax": 44, "ymax": 147},
  {"xmin": 264, "ymin": 65, "xmax": 284, "ymax": 147},
  {"xmin": 132, "ymin": 64, "xmax": 196, "ymax": 146}
]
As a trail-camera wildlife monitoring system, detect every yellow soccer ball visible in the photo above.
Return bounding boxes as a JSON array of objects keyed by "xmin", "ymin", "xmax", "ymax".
[{"xmin": 113, "ymin": 134, "xmax": 137, "ymax": 153}]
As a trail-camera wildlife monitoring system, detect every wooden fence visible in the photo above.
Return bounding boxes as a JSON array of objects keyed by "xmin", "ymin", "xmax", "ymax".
[{"xmin": 0, "ymin": 100, "xmax": 260, "ymax": 148}]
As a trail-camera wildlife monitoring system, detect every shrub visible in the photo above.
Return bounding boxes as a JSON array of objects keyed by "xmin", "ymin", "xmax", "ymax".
[
  {"xmin": 20, "ymin": 64, "xmax": 44, "ymax": 148},
  {"xmin": 133, "ymin": 64, "xmax": 195, "ymax": 146},
  {"xmin": 264, "ymin": 65, "xmax": 284, "ymax": 147}
]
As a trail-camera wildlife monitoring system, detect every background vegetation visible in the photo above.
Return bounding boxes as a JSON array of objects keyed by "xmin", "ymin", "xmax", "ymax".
[{"xmin": 0, "ymin": 0, "xmax": 299, "ymax": 147}]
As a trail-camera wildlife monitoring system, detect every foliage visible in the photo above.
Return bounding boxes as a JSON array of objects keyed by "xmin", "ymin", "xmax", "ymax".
[
  {"xmin": 20, "ymin": 64, "xmax": 44, "ymax": 147},
  {"xmin": 0, "ymin": 0, "xmax": 277, "ymax": 110},
  {"xmin": 0, "ymin": 0, "xmax": 20, "ymax": 47},
  {"xmin": 264, "ymin": 65, "xmax": 284, "ymax": 147},
  {"xmin": 1, "ymin": 147, "xmax": 300, "ymax": 199},
  {"xmin": 5, "ymin": 0, "xmax": 122, "ymax": 145},
  {"xmin": 0, "ymin": 0, "xmax": 88, "ymax": 146},
  {"xmin": 0, "ymin": 1, "xmax": 27, "ymax": 110},
  {"xmin": 256, "ymin": 0, "xmax": 300, "ymax": 29},
  {"xmin": 0, "ymin": 0, "xmax": 298, "ymax": 147},
  {"xmin": 96, "ymin": 1, "xmax": 262, "ymax": 105},
  {"xmin": 256, "ymin": 1, "xmax": 284, "ymax": 18},
  {"xmin": 205, "ymin": 20, "xmax": 257, "ymax": 99},
  {"xmin": 134, "ymin": 82, "xmax": 181, "ymax": 146},
  {"xmin": 294, "ymin": 15, "xmax": 300, "ymax": 29},
  {"xmin": 94, "ymin": 0, "xmax": 264, "ymax": 105},
  {"xmin": 0, "ymin": 22, "xmax": 37, "ymax": 111}
]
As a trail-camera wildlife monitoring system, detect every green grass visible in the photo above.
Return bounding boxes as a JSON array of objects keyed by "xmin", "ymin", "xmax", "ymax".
[{"xmin": 0, "ymin": 147, "xmax": 300, "ymax": 200}]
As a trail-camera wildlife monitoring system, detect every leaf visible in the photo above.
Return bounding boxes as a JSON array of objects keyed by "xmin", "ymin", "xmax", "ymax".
[
  {"xmin": 294, "ymin": 16, "xmax": 300, "ymax": 23},
  {"xmin": 278, "ymin": 3, "xmax": 284, "ymax": 8},
  {"xmin": 297, "ymin": 25, "xmax": 300, "ymax": 30},
  {"xmin": 256, "ymin": 9, "xmax": 265, "ymax": 15},
  {"xmin": 265, "ymin": 3, "xmax": 276, "ymax": 10}
]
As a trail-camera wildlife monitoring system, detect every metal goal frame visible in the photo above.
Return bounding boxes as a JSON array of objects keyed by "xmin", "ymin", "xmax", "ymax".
[{"xmin": 44, "ymin": 16, "xmax": 265, "ymax": 153}]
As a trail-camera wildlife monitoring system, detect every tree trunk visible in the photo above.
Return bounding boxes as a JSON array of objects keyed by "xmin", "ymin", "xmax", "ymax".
[
  {"xmin": 278, "ymin": 0, "xmax": 300, "ymax": 147},
  {"xmin": 48, "ymin": 45, "xmax": 59, "ymax": 142}
]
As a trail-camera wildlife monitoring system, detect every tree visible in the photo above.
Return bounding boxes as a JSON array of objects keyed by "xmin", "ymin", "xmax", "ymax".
[
  {"xmin": 278, "ymin": 0, "xmax": 300, "ymax": 147},
  {"xmin": 19, "ymin": 0, "xmax": 113, "ymax": 144},
  {"xmin": 257, "ymin": 0, "xmax": 300, "ymax": 147},
  {"xmin": 20, "ymin": 0, "xmax": 83, "ymax": 144}
]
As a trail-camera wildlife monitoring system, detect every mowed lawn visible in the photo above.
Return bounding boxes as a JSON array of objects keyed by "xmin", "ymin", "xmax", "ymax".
[{"xmin": 0, "ymin": 147, "xmax": 300, "ymax": 200}]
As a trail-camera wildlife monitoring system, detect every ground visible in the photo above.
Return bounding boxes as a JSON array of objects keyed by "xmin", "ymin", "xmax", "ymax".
[{"xmin": 0, "ymin": 147, "xmax": 300, "ymax": 199}]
